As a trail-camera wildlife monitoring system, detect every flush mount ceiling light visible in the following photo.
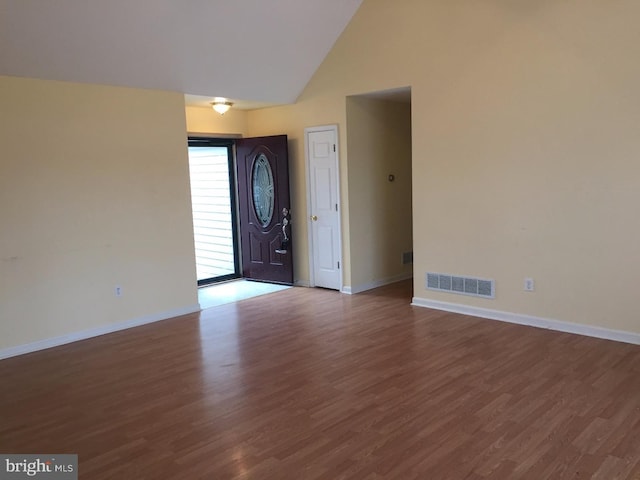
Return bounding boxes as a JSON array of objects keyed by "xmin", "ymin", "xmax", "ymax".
[{"xmin": 211, "ymin": 99, "xmax": 233, "ymax": 115}]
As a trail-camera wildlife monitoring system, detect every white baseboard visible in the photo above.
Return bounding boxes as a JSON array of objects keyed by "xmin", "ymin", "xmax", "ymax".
[
  {"xmin": 343, "ymin": 272, "xmax": 412, "ymax": 295},
  {"xmin": 0, "ymin": 303, "xmax": 202, "ymax": 361},
  {"xmin": 411, "ymin": 297, "xmax": 640, "ymax": 346}
]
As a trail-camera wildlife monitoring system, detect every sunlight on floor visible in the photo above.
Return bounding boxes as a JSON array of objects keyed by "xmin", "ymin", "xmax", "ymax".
[{"xmin": 198, "ymin": 279, "xmax": 291, "ymax": 309}]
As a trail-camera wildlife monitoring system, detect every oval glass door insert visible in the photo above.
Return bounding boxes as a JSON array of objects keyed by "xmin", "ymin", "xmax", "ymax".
[{"xmin": 252, "ymin": 153, "xmax": 275, "ymax": 227}]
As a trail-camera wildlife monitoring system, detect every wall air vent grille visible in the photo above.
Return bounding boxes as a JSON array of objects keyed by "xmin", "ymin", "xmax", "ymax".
[
  {"xmin": 402, "ymin": 251, "xmax": 414, "ymax": 265},
  {"xmin": 426, "ymin": 272, "xmax": 495, "ymax": 299}
]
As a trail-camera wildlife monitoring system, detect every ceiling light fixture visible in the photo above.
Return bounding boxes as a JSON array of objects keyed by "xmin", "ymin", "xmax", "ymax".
[{"xmin": 211, "ymin": 100, "xmax": 233, "ymax": 115}]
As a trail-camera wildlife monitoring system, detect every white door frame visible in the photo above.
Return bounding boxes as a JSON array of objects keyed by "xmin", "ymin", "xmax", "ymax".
[{"xmin": 304, "ymin": 124, "xmax": 343, "ymax": 290}]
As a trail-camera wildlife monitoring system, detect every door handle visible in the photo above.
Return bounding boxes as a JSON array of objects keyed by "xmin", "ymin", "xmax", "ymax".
[
  {"xmin": 311, "ymin": 215, "xmax": 318, "ymax": 221},
  {"xmin": 275, "ymin": 208, "xmax": 291, "ymax": 254}
]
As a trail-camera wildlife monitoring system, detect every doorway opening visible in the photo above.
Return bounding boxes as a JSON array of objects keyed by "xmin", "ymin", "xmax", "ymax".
[
  {"xmin": 343, "ymin": 86, "xmax": 413, "ymax": 294},
  {"xmin": 188, "ymin": 135, "xmax": 293, "ymax": 291},
  {"xmin": 188, "ymin": 137, "xmax": 240, "ymax": 286}
]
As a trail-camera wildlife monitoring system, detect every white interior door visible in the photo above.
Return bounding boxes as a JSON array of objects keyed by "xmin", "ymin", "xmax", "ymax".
[{"xmin": 306, "ymin": 126, "xmax": 342, "ymax": 290}]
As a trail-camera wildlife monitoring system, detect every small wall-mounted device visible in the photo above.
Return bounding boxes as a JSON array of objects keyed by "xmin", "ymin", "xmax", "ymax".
[{"xmin": 388, "ymin": 174, "xmax": 395, "ymax": 182}]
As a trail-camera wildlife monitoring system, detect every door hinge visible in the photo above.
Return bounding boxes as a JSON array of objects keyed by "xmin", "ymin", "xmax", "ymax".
[
  {"xmin": 337, "ymin": 261, "xmax": 340, "ymax": 269},
  {"xmin": 335, "ymin": 204, "xmax": 338, "ymax": 212},
  {"xmin": 333, "ymin": 144, "xmax": 336, "ymax": 152}
]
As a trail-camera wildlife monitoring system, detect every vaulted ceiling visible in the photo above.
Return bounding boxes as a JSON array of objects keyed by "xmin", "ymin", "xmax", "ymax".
[{"xmin": 0, "ymin": 0, "xmax": 363, "ymax": 106}]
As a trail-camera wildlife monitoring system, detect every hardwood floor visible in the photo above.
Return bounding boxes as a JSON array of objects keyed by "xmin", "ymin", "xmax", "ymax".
[{"xmin": 1, "ymin": 280, "xmax": 639, "ymax": 479}]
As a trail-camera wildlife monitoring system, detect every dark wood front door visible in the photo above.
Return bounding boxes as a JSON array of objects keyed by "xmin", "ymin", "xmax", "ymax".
[{"xmin": 236, "ymin": 135, "xmax": 293, "ymax": 285}]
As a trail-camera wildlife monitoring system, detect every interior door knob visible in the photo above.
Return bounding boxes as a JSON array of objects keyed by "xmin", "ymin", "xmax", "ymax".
[{"xmin": 311, "ymin": 215, "xmax": 318, "ymax": 221}]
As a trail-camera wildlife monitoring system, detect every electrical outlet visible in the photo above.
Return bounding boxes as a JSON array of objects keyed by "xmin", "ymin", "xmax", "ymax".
[
  {"xmin": 115, "ymin": 285, "xmax": 123, "ymax": 297},
  {"xmin": 524, "ymin": 278, "xmax": 535, "ymax": 292}
]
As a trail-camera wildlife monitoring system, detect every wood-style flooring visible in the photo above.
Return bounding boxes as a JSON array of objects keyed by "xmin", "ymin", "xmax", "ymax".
[{"xmin": 1, "ymin": 281, "xmax": 639, "ymax": 479}]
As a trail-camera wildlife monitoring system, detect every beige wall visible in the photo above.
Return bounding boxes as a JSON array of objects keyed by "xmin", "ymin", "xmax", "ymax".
[
  {"xmin": 346, "ymin": 96, "xmax": 412, "ymax": 289},
  {"xmin": 0, "ymin": 76, "xmax": 198, "ymax": 351},
  {"xmin": 247, "ymin": 0, "xmax": 640, "ymax": 335},
  {"xmin": 185, "ymin": 105, "xmax": 249, "ymax": 137}
]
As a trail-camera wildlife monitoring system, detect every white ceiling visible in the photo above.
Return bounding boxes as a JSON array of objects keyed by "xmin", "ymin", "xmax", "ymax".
[{"xmin": 0, "ymin": 0, "xmax": 363, "ymax": 106}]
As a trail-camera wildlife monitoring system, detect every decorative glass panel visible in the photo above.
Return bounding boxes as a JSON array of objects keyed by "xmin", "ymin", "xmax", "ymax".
[{"xmin": 252, "ymin": 154, "xmax": 275, "ymax": 227}]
